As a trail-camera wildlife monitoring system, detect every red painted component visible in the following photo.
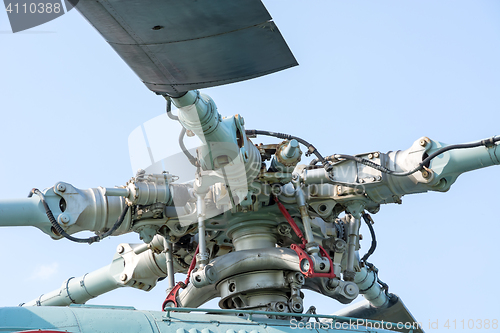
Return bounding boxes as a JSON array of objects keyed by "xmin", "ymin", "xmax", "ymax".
[
  {"xmin": 161, "ymin": 244, "xmax": 199, "ymax": 310},
  {"xmin": 290, "ymin": 244, "xmax": 336, "ymax": 279},
  {"xmin": 275, "ymin": 196, "xmax": 335, "ymax": 279},
  {"xmin": 183, "ymin": 245, "xmax": 199, "ymax": 285},
  {"xmin": 274, "ymin": 197, "xmax": 307, "ymax": 247},
  {"xmin": 290, "ymin": 243, "xmax": 313, "ymax": 277},
  {"xmin": 162, "ymin": 282, "xmax": 184, "ymax": 310}
]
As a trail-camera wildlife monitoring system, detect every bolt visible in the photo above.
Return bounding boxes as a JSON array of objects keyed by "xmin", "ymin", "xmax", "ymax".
[
  {"xmin": 344, "ymin": 284, "xmax": 357, "ymax": 297},
  {"xmin": 359, "ymin": 179, "xmax": 365, "ymax": 183},
  {"xmin": 59, "ymin": 214, "xmax": 70, "ymax": 224},
  {"xmin": 374, "ymin": 152, "xmax": 380, "ymax": 158},
  {"xmin": 117, "ymin": 245, "xmax": 125, "ymax": 254},
  {"xmin": 271, "ymin": 184, "xmax": 282, "ymax": 195},
  {"xmin": 420, "ymin": 139, "xmax": 427, "ymax": 147},
  {"xmin": 421, "ymin": 170, "xmax": 430, "ymax": 179},
  {"xmin": 368, "ymin": 153, "xmax": 373, "ymax": 159},
  {"xmin": 292, "ymin": 173, "xmax": 299, "ymax": 181},
  {"xmin": 328, "ymin": 278, "xmax": 340, "ymax": 289},
  {"xmin": 335, "ymin": 239, "xmax": 346, "ymax": 252},
  {"xmin": 56, "ymin": 183, "xmax": 66, "ymax": 192},
  {"xmin": 120, "ymin": 274, "xmax": 127, "ymax": 281}
]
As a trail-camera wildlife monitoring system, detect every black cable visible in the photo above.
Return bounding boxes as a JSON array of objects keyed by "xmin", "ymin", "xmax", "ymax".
[
  {"xmin": 245, "ymin": 129, "xmax": 331, "ymax": 171},
  {"xmin": 29, "ymin": 188, "xmax": 129, "ymax": 244},
  {"xmin": 364, "ymin": 262, "xmax": 390, "ymax": 296},
  {"xmin": 360, "ymin": 213, "xmax": 376, "ymax": 263},
  {"xmin": 335, "ymin": 136, "xmax": 500, "ymax": 177},
  {"xmin": 165, "ymin": 98, "xmax": 179, "ymax": 121},
  {"xmin": 310, "ymin": 155, "xmax": 337, "ymax": 166},
  {"xmin": 179, "ymin": 128, "xmax": 198, "ymax": 167}
]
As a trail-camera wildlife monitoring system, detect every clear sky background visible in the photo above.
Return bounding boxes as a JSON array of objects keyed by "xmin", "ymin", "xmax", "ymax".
[{"xmin": 1, "ymin": 1, "xmax": 500, "ymax": 331}]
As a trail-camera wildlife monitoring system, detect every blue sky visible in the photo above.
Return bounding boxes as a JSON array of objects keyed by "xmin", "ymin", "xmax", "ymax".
[{"xmin": 1, "ymin": 1, "xmax": 500, "ymax": 331}]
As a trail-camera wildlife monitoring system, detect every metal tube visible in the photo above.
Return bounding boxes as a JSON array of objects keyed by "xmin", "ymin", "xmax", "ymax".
[
  {"xmin": 166, "ymin": 241, "xmax": 175, "ymax": 289},
  {"xmin": 283, "ymin": 139, "xmax": 299, "ymax": 158},
  {"xmin": 345, "ymin": 215, "xmax": 360, "ymax": 279},
  {"xmin": 103, "ymin": 187, "xmax": 129, "ymax": 197},
  {"xmin": 0, "ymin": 198, "xmax": 51, "ymax": 229},
  {"xmin": 298, "ymin": 206, "xmax": 315, "ymax": 244},
  {"xmin": 23, "ymin": 244, "xmax": 166, "ymax": 307},
  {"xmin": 441, "ymin": 142, "xmax": 500, "ymax": 173},
  {"xmin": 196, "ymin": 194, "xmax": 208, "ymax": 268},
  {"xmin": 133, "ymin": 243, "xmax": 149, "ymax": 255},
  {"xmin": 295, "ymin": 187, "xmax": 315, "ymax": 244},
  {"xmin": 23, "ymin": 264, "xmax": 121, "ymax": 306}
]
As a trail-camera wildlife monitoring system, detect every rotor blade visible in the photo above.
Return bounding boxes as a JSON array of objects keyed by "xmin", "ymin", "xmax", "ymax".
[{"xmin": 71, "ymin": 0, "xmax": 298, "ymax": 96}]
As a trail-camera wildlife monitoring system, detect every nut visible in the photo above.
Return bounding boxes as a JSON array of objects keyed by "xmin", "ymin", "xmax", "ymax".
[
  {"xmin": 56, "ymin": 183, "xmax": 66, "ymax": 192},
  {"xmin": 120, "ymin": 274, "xmax": 127, "ymax": 281}
]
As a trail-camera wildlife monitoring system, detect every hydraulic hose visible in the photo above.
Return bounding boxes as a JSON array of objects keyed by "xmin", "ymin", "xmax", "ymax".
[
  {"xmin": 179, "ymin": 128, "xmax": 198, "ymax": 167},
  {"xmin": 246, "ymin": 130, "xmax": 331, "ymax": 171},
  {"xmin": 166, "ymin": 95, "xmax": 198, "ymax": 167},
  {"xmin": 29, "ymin": 188, "xmax": 129, "ymax": 244},
  {"xmin": 360, "ymin": 213, "xmax": 376, "ymax": 263},
  {"xmin": 166, "ymin": 97, "xmax": 198, "ymax": 167},
  {"xmin": 165, "ymin": 98, "xmax": 179, "ymax": 121}
]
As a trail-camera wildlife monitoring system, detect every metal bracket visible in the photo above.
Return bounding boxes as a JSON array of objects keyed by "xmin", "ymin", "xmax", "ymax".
[
  {"xmin": 162, "ymin": 282, "xmax": 185, "ymax": 310},
  {"xmin": 290, "ymin": 244, "xmax": 335, "ymax": 279}
]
